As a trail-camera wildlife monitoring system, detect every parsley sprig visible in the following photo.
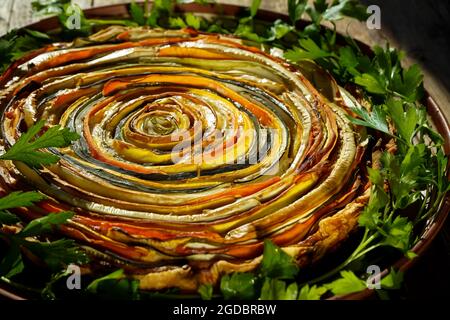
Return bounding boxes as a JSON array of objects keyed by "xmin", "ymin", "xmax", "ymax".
[
  {"xmin": 0, "ymin": 121, "xmax": 86, "ymax": 297},
  {"xmin": 0, "ymin": 211, "xmax": 88, "ymax": 279},
  {"xmin": 32, "ymin": 0, "xmax": 137, "ymax": 37},
  {"xmin": 201, "ymin": 240, "xmax": 403, "ymax": 300},
  {"xmin": 0, "ymin": 120, "xmax": 80, "ymax": 168}
]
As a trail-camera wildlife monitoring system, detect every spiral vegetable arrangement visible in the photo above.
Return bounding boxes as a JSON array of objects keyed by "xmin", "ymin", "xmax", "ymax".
[{"xmin": 0, "ymin": 27, "xmax": 371, "ymax": 291}]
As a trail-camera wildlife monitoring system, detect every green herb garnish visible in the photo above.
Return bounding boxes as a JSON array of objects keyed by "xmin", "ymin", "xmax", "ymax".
[{"xmin": 0, "ymin": 120, "xmax": 79, "ymax": 168}]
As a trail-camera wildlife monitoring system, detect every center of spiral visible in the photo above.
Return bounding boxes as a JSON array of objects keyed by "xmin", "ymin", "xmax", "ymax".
[{"xmin": 141, "ymin": 114, "xmax": 178, "ymax": 136}]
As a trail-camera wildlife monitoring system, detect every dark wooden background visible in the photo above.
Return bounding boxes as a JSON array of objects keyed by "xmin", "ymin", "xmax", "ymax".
[{"xmin": 0, "ymin": 0, "xmax": 449, "ymax": 299}]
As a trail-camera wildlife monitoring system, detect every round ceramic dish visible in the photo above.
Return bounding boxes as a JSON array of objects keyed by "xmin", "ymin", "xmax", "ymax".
[{"xmin": 0, "ymin": 2, "xmax": 448, "ymax": 300}]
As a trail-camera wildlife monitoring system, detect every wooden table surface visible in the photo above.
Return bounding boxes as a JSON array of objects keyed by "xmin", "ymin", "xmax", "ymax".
[{"xmin": 0, "ymin": 0, "xmax": 449, "ymax": 299}]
